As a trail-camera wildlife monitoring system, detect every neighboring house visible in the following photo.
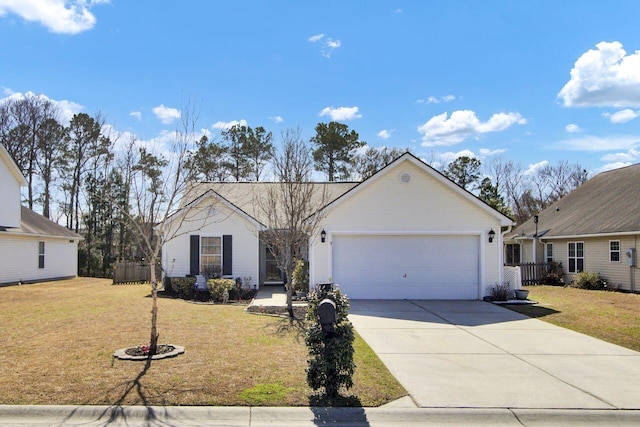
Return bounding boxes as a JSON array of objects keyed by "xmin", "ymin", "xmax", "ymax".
[
  {"xmin": 0, "ymin": 145, "xmax": 82, "ymax": 285},
  {"xmin": 161, "ymin": 153, "xmax": 512, "ymax": 300},
  {"xmin": 504, "ymin": 163, "xmax": 640, "ymax": 292}
]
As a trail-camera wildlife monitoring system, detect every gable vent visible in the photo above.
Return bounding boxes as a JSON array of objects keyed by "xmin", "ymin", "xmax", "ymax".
[{"xmin": 399, "ymin": 172, "xmax": 412, "ymax": 184}]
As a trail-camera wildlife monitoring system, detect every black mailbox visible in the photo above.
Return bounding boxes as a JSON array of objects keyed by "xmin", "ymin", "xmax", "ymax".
[{"xmin": 318, "ymin": 298, "xmax": 337, "ymax": 333}]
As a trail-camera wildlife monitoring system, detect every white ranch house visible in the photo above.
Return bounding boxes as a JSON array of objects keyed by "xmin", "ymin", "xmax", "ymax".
[
  {"xmin": 0, "ymin": 145, "xmax": 82, "ymax": 285},
  {"xmin": 161, "ymin": 153, "xmax": 513, "ymax": 300}
]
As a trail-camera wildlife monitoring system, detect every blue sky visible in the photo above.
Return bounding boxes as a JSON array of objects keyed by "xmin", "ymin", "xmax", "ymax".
[{"xmin": 2, "ymin": 0, "xmax": 640, "ymax": 175}]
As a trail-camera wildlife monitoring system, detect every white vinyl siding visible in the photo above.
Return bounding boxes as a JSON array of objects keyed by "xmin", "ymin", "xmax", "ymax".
[
  {"xmin": 0, "ymin": 235, "xmax": 79, "ymax": 284},
  {"xmin": 550, "ymin": 237, "xmax": 637, "ymax": 292}
]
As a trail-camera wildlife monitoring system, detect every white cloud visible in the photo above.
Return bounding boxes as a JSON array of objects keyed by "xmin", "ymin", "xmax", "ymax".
[
  {"xmin": 319, "ymin": 106, "xmax": 362, "ymax": 121},
  {"xmin": 308, "ymin": 33, "xmax": 341, "ymax": 58},
  {"xmin": 211, "ymin": 119, "xmax": 248, "ymax": 130},
  {"xmin": 130, "ymin": 111, "xmax": 142, "ymax": 121},
  {"xmin": 308, "ymin": 33, "xmax": 324, "ymax": 42},
  {"xmin": 558, "ymin": 134, "xmax": 640, "ymax": 151},
  {"xmin": 601, "ymin": 148, "xmax": 640, "ymax": 163},
  {"xmin": 269, "ymin": 115, "xmax": 284, "ymax": 123},
  {"xmin": 0, "ymin": 90, "xmax": 83, "ymax": 123},
  {"xmin": 478, "ymin": 148, "xmax": 507, "ymax": 157},
  {"xmin": 438, "ymin": 149, "xmax": 476, "ymax": 165},
  {"xmin": 557, "ymin": 41, "xmax": 640, "ymax": 108},
  {"xmin": 418, "ymin": 110, "xmax": 526, "ymax": 146},
  {"xmin": 566, "ymin": 124, "xmax": 581, "ymax": 133},
  {"xmin": 395, "ymin": 8, "xmax": 403, "ymax": 14},
  {"xmin": 603, "ymin": 109, "xmax": 639, "ymax": 123},
  {"xmin": 152, "ymin": 104, "xmax": 181, "ymax": 124},
  {"xmin": 0, "ymin": 0, "xmax": 108, "ymax": 34},
  {"xmin": 416, "ymin": 99, "xmax": 426, "ymax": 104},
  {"xmin": 424, "ymin": 95, "xmax": 455, "ymax": 104},
  {"xmin": 524, "ymin": 160, "xmax": 549, "ymax": 176},
  {"xmin": 594, "ymin": 162, "xmax": 633, "ymax": 174},
  {"xmin": 377, "ymin": 129, "xmax": 392, "ymax": 140}
]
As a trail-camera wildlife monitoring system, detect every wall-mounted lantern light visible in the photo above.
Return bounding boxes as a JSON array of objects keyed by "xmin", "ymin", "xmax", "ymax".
[
  {"xmin": 321, "ymin": 229, "xmax": 327, "ymax": 243},
  {"xmin": 488, "ymin": 229, "xmax": 496, "ymax": 243}
]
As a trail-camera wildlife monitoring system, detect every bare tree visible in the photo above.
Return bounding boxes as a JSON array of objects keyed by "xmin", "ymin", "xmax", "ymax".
[{"xmin": 256, "ymin": 128, "xmax": 330, "ymax": 318}]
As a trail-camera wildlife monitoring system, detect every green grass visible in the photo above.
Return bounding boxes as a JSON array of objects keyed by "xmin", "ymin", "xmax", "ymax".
[
  {"xmin": 506, "ymin": 285, "xmax": 640, "ymax": 352},
  {"xmin": 0, "ymin": 278, "xmax": 406, "ymax": 406}
]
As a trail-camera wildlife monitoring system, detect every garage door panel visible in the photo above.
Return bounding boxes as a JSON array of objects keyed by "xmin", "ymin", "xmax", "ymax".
[{"xmin": 332, "ymin": 235, "xmax": 479, "ymax": 299}]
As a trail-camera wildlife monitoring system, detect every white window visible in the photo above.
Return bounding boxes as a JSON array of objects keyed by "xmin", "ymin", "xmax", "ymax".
[
  {"xmin": 568, "ymin": 242, "xmax": 584, "ymax": 273},
  {"xmin": 610, "ymin": 240, "xmax": 621, "ymax": 262},
  {"xmin": 201, "ymin": 236, "xmax": 222, "ymax": 278},
  {"xmin": 38, "ymin": 241, "xmax": 45, "ymax": 269},
  {"xmin": 545, "ymin": 243, "xmax": 553, "ymax": 263}
]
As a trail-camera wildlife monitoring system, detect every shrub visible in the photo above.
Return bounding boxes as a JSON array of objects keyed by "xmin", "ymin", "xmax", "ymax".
[
  {"xmin": 292, "ymin": 260, "xmax": 309, "ymax": 292},
  {"xmin": 488, "ymin": 282, "xmax": 511, "ymax": 301},
  {"xmin": 169, "ymin": 277, "xmax": 196, "ymax": 300},
  {"xmin": 305, "ymin": 286, "xmax": 355, "ymax": 397},
  {"xmin": 571, "ymin": 271, "xmax": 605, "ymax": 290},
  {"xmin": 543, "ymin": 261, "xmax": 565, "ymax": 285},
  {"xmin": 207, "ymin": 278, "xmax": 236, "ymax": 302}
]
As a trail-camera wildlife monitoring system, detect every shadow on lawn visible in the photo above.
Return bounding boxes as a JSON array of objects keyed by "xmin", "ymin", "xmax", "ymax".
[
  {"xmin": 270, "ymin": 315, "xmax": 307, "ymax": 342},
  {"xmin": 505, "ymin": 304, "xmax": 561, "ymax": 319},
  {"xmin": 65, "ymin": 358, "xmax": 170, "ymax": 426}
]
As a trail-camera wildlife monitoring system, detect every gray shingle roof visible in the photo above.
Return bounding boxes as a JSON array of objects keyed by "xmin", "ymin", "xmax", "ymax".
[
  {"xmin": 0, "ymin": 206, "xmax": 82, "ymax": 240},
  {"xmin": 182, "ymin": 181, "xmax": 359, "ymax": 226},
  {"xmin": 508, "ymin": 163, "xmax": 640, "ymax": 239}
]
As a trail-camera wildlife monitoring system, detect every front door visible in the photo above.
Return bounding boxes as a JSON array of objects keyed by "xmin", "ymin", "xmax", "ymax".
[{"xmin": 265, "ymin": 248, "xmax": 284, "ymax": 284}]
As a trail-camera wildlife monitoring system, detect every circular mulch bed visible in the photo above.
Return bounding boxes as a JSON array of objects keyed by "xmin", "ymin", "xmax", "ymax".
[{"xmin": 113, "ymin": 344, "xmax": 185, "ymax": 361}]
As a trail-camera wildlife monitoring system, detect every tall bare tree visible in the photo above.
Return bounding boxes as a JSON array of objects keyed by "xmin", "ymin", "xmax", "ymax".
[{"xmin": 256, "ymin": 128, "xmax": 330, "ymax": 318}]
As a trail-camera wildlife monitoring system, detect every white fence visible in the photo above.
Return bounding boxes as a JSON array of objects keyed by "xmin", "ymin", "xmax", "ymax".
[{"xmin": 503, "ymin": 266, "xmax": 522, "ymax": 289}]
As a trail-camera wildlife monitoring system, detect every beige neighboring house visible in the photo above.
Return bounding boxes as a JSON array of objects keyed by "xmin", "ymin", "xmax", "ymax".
[
  {"xmin": 0, "ymin": 145, "xmax": 82, "ymax": 285},
  {"xmin": 504, "ymin": 163, "xmax": 640, "ymax": 292},
  {"xmin": 161, "ymin": 153, "xmax": 513, "ymax": 300}
]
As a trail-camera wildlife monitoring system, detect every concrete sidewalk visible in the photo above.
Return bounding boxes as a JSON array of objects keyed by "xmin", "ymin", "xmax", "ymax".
[
  {"xmin": 349, "ymin": 300, "xmax": 640, "ymax": 410},
  {"xmin": 1, "ymin": 405, "xmax": 639, "ymax": 426}
]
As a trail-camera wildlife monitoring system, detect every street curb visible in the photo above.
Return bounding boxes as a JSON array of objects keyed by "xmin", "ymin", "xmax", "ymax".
[{"xmin": 1, "ymin": 405, "xmax": 640, "ymax": 426}]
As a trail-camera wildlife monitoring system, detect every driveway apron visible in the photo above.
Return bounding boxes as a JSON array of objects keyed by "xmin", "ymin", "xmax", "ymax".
[{"xmin": 349, "ymin": 300, "xmax": 640, "ymax": 409}]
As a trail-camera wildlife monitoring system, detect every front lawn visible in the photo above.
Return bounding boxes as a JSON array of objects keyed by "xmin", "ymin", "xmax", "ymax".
[
  {"xmin": 0, "ymin": 278, "xmax": 406, "ymax": 406},
  {"xmin": 506, "ymin": 285, "xmax": 640, "ymax": 352}
]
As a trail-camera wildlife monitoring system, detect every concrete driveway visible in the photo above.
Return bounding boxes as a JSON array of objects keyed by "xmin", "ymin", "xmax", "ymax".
[{"xmin": 349, "ymin": 299, "xmax": 640, "ymax": 409}]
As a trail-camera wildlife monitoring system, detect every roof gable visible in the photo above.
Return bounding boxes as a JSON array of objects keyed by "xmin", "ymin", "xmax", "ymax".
[
  {"xmin": 508, "ymin": 163, "xmax": 640, "ymax": 239},
  {"xmin": 0, "ymin": 145, "xmax": 27, "ymax": 187},
  {"xmin": 315, "ymin": 152, "xmax": 513, "ymax": 225}
]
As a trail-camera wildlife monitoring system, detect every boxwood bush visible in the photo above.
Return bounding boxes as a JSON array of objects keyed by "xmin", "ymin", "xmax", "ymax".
[
  {"xmin": 207, "ymin": 278, "xmax": 236, "ymax": 302},
  {"xmin": 167, "ymin": 277, "xmax": 196, "ymax": 300},
  {"xmin": 571, "ymin": 271, "xmax": 605, "ymax": 290}
]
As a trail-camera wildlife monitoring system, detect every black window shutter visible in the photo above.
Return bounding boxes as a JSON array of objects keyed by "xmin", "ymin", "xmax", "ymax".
[
  {"xmin": 190, "ymin": 235, "xmax": 200, "ymax": 275},
  {"xmin": 223, "ymin": 235, "xmax": 233, "ymax": 276}
]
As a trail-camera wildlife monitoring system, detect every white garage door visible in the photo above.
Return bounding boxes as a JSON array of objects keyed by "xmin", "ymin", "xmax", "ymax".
[{"xmin": 332, "ymin": 235, "xmax": 479, "ymax": 299}]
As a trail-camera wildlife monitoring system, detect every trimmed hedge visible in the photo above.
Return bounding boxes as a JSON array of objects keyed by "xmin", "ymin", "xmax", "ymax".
[{"xmin": 167, "ymin": 277, "xmax": 197, "ymax": 300}]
